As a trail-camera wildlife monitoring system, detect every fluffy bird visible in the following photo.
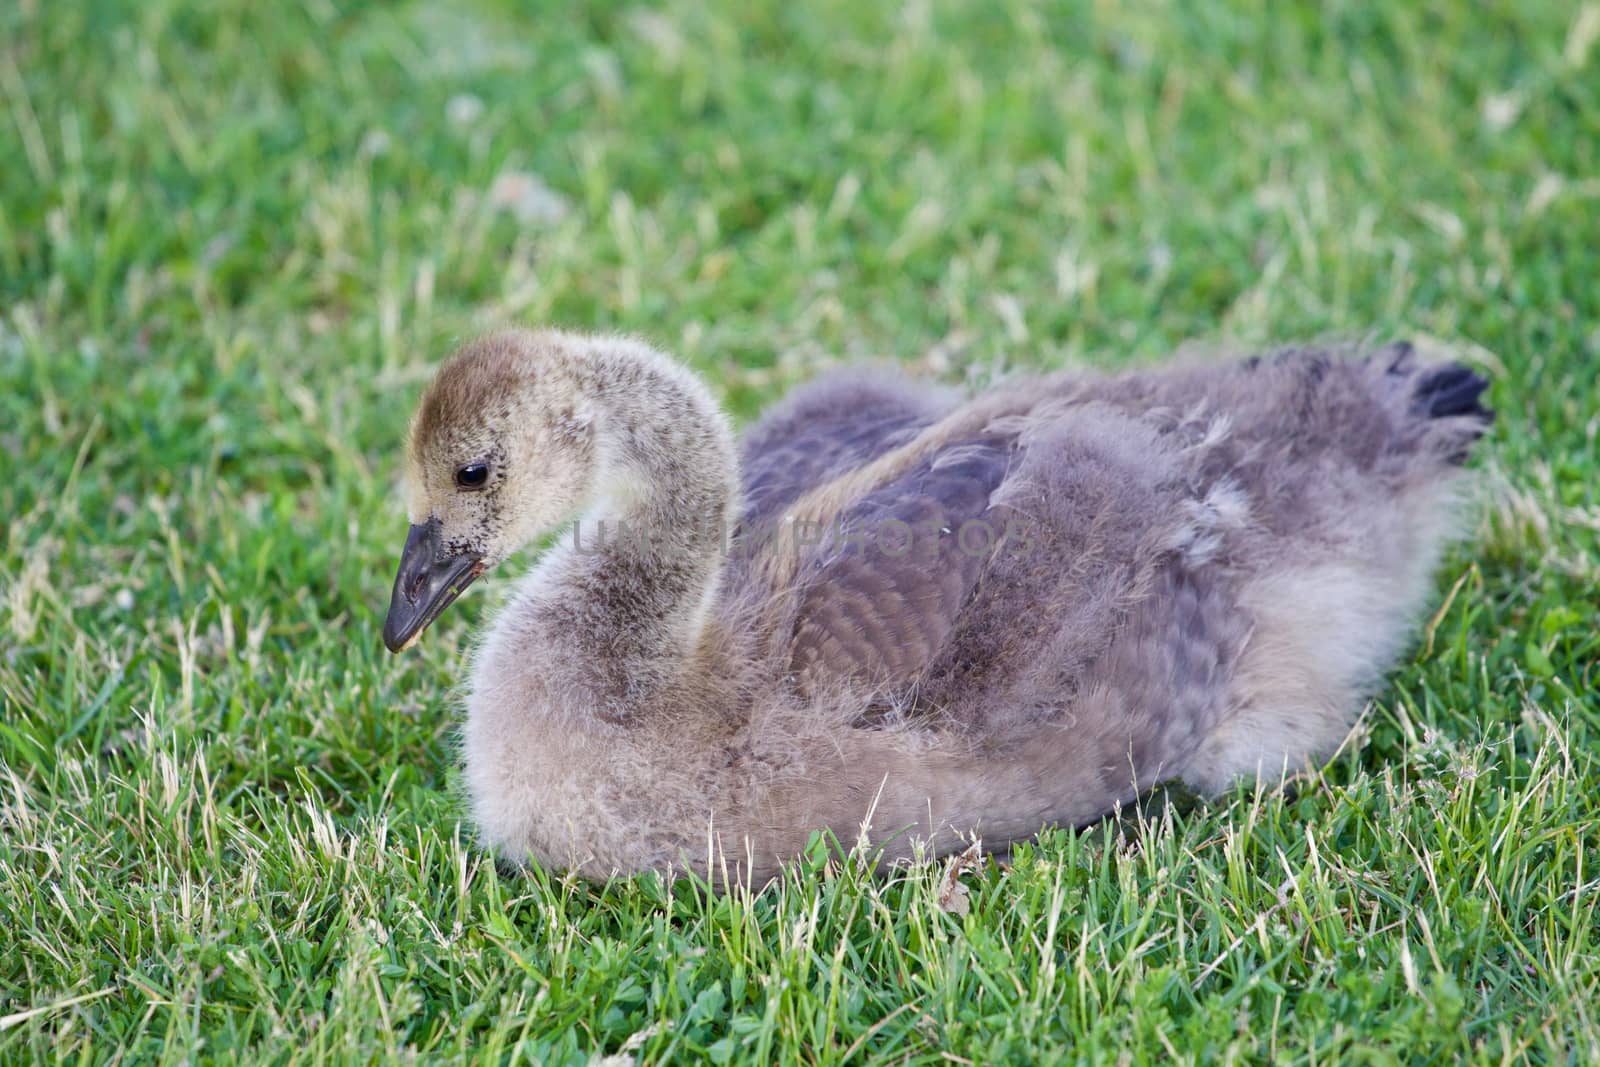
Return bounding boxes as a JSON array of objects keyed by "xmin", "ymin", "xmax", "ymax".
[{"xmin": 383, "ymin": 329, "xmax": 1492, "ymax": 883}]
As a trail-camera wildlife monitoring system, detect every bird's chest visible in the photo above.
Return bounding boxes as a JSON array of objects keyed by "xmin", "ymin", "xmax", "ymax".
[{"xmin": 459, "ymin": 632, "xmax": 711, "ymax": 875}]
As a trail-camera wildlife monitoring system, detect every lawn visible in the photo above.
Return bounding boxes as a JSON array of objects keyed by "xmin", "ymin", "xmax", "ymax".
[{"xmin": 3, "ymin": 0, "xmax": 1598, "ymax": 1062}]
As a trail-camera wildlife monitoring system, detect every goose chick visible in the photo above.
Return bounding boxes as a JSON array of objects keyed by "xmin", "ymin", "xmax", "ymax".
[{"xmin": 383, "ymin": 329, "xmax": 1493, "ymax": 883}]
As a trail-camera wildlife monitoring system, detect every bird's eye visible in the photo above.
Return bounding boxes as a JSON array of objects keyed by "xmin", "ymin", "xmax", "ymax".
[{"xmin": 455, "ymin": 462, "xmax": 490, "ymax": 490}]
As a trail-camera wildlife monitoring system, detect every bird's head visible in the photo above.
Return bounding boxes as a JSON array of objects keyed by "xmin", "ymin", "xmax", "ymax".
[{"xmin": 382, "ymin": 330, "xmax": 600, "ymax": 652}]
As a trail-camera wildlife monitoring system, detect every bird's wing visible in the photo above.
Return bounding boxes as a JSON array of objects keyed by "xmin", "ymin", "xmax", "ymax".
[
  {"xmin": 737, "ymin": 372, "xmax": 951, "ymax": 531},
  {"xmin": 784, "ymin": 435, "xmax": 1017, "ymax": 696}
]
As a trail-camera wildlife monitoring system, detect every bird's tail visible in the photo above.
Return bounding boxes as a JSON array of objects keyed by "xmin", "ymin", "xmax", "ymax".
[{"xmin": 1380, "ymin": 342, "xmax": 1496, "ymax": 465}]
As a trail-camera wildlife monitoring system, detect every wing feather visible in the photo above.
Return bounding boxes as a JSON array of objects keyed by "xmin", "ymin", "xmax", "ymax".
[{"xmin": 786, "ymin": 436, "xmax": 1018, "ymax": 695}]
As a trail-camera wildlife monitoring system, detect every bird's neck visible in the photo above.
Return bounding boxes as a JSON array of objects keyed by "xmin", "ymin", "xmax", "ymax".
[{"xmin": 530, "ymin": 343, "xmax": 740, "ymax": 707}]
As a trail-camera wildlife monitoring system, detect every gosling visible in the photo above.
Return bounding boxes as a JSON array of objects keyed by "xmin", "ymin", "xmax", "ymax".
[{"xmin": 382, "ymin": 330, "xmax": 1492, "ymax": 883}]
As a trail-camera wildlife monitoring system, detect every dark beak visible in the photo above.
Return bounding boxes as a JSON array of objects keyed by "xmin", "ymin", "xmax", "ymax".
[{"xmin": 382, "ymin": 518, "xmax": 484, "ymax": 653}]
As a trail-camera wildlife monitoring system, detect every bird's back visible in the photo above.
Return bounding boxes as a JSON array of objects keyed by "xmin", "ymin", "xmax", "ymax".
[{"xmin": 728, "ymin": 342, "xmax": 1491, "ymax": 821}]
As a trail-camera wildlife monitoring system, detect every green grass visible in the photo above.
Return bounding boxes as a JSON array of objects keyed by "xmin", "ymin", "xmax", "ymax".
[{"xmin": 3, "ymin": 0, "xmax": 1599, "ymax": 1061}]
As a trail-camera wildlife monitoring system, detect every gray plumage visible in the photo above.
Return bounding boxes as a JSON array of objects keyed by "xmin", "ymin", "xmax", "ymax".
[{"xmin": 383, "ymin": 330, "xmax": 1492, "ymax": 883}]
